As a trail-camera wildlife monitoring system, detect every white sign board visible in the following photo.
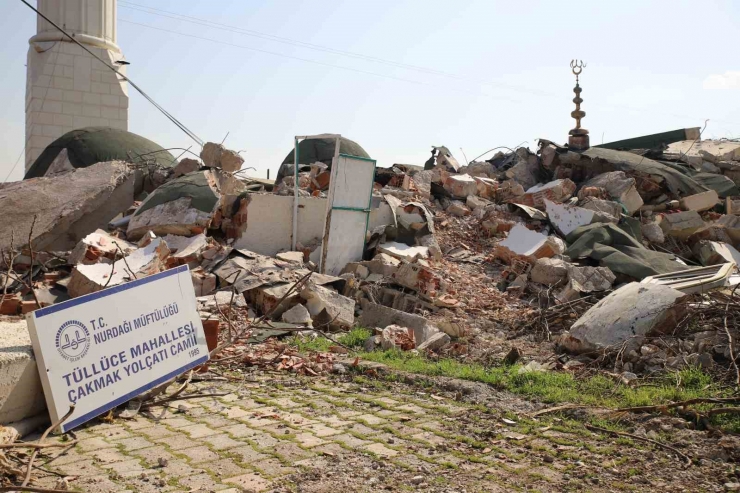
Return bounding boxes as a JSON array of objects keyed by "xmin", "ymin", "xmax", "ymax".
[{"xmin": 26, "ymin": 265, "xmax": 209, "ymax": 432}]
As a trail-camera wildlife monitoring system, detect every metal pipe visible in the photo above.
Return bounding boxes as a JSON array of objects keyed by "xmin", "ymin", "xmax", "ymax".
[{"xmin": 291, "ymin": 137, "xmax": 299, "ymax": 251}]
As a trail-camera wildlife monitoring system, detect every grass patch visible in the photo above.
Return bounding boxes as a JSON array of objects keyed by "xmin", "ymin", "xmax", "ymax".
[
  {"xmin": 287, "ymin": 327, "xmax": 739, "ymax": 430},
  {"xmin": 289, "ymin": 327, "xmax": 372, "ymax": 353}
]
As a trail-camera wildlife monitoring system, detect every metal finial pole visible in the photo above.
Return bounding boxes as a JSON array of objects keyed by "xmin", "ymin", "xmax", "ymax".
[{"xmin": 568, "ymin": 60, "xmax": 590, "ymax": 151}]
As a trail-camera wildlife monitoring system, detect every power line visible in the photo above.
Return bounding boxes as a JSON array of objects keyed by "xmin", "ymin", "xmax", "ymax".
[
  {"xmin": 118, "ymin": 18, "xmax": 529, "ymax": 106},
  {"xmin": 19, "ymin": 0, "xmax": 204, "ymax": 148},
  {"xmin": 119, "ymin": 1, "xmax": 740, "ymax": 127},
  {"xmin": 118, "ymin": 0, "xmax": 553, "ymax": 99}
]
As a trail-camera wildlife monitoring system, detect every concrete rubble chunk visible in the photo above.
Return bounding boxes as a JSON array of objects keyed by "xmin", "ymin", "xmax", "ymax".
[
  {"xmin": 717, "ymin": 215, "xmax": 740, "ymax": 244},
  {"xmin": 466, "ymin": 195, "xmax": 490, "ymax": 211},
  {"xmin": 680, "ymin": 190, "xmax": 718, "ymax": 212},
  {"xmin": 658, "ymin": 210, "xmax": 705, "ymax": 240},
  {"xmin": 67, "ymin": 237, "xmax": 170, "ymax": 298},
  {"xmin": 579, "ymin": 198, "xmax": 621, "ymax": 223},
  {"xmin": 666, "ymin": 139, "xmax": 740, "ymax": 166},
  {"xmin": 391, "ymin": 261, "xmax": 447, "ymax": 299},
  {"xmin": 494, "ymin": 224, "xmax": 564, "ymax": 264},
  {"xmin": 559, "ymin": 283, "xmax": 688, "ymax": 354},
  {"xmin": 473, "ymin": 176, "xmax": 498, "ymax": 199},
  {"xmin": 127, "ymin": 170, "xmax": 219, "ymax": 240},
  {"xmin": 200, "ymin": 142, "xmax": 245, "ymax": 172},
  {"xmin": 0, "ymin": 320, "xmax": 46, "ymax": 424},
  {"xmin": 530, "ymin": 258, "xmax": 569, "ymax": 286},
  {"xmin": 301, "ymin": 282, "xmax": 355, "ymax": 328},
  {"xmin": 693, "ymin": 240, "xmax": 740, "ymax": 266},
  {"xmin": 416, "ymin": 332, "xmax": 451, "ymax": 352},
  {"xmin": 410, "ymin": 170, "xmax": 433, "ymax": 199},
  {"xmin": 446, "ymin": 200, "xmax": 470, "ymax": 217},
  {"xmin": 172, "ymin": 158, "xmax": 201, "ymax": 178},
  {"xmin": 582, "ymin": 171, "xmax": 643, "ymax": 215},
  {"xmin": 360, "ymin": 299, "xmax": 440, "ymax": 349},
  {"xmin": 545, "ymin": 199, "xmax": 594, "ymax": 236},
  {"xmin": 276, "ymin": 251, "xmax": 305, "ymax": 264},
  {"xmin": 163, "ymin": 233, "xmax": 209, "ymax": 265},
  {"xmin": 567, "ymin": 266, "xmax": 615, "ymax": 292},
  {"xmin": 641, "ymin": 222, "xmax": 665, "ymax": 244},
  {"xmin": 191, "ymin": 266, "xmax": 217, "ymax": 296},
  {"xmin": 281, "ymin": 303, "xmax": 313, "ymax": 325},
  {"xmin": 0, "ymin": 161, "xmax": 135, "ymax": 253},
  {"xmin": 523, "ymin": 179, "xmax": 576, "ymax": 207},
  {"xmin": 378, "ymin": 242, "xmax": 429, "ymax": 261},
  {"xmin": 68, "ymin": 229, "xmax": 136, "ymax": 266},
  {"xmin": 443, "ymin": 174, "xmax": 478, "ymax": 198},
  {"xmin": 380, "ymin": 325, "xmax": 415, "ymax": 350}
]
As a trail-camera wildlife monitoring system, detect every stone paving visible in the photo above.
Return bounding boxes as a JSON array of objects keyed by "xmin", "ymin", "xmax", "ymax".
[{"xmin": 29, "ymin": 374, "xmax": 724, "ymax": 492}]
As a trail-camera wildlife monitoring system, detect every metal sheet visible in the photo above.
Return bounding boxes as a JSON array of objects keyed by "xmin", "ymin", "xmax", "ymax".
[{"xmin": 321, "ymin": 154, "xmax": 377, "ymax": 275}]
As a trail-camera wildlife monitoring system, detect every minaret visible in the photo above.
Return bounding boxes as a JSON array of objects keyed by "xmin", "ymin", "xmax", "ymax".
[
  {"xmin": 568, "ymin": 60, "xmax": 589, "ymax": 151},
  {"xmin": 25, "ymin": 0, "xmax": 128, "ymax": 171}
]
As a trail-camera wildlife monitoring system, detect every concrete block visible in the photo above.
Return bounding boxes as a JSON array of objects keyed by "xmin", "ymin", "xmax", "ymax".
[
  {"xmin": 680, "ymin": 190, "xmax": 719, "ymax": 212},
  {"xmin": 0, "ymin": 320, "xmax": 46, "ymax": 424},
  {"xmin": 693, "ymin": 241, "xmax": 740, "ymax": 266},
  {"xmin": 530, "ymin": 258, "xmax": 568, "ymax": 285},
  {"xmin": 494, "ymin": 224, "xmax": 563, "ymax": 264},
  {"xmin": 443, "ymin": 174, "xmax": 478, "ymax": 198},
  {"xmin": 659, "ymin": 211, "xmax": 705, "ymax": 240},
  {"xmin": 545, "ymin": 200, "xmax": 594, "ymax": 236}
]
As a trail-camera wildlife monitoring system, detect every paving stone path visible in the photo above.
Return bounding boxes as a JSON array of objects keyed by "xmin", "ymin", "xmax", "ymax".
[{"xmin": 30, "ymin": 374, "xmax": 726, "ymax": 492}]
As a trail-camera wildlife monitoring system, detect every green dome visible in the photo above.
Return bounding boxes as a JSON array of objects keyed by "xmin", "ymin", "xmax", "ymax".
[
  {"xmin": 25, "ymin": 127, "xmax": 177, "ymax": 179},
  {"xmin": 275, "ymin": 136, "xmax": 370, "ymax": 184}
]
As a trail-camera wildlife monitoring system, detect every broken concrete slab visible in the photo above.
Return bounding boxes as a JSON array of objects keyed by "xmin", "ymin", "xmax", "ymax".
[
  {"xmin": 658, "ymin": 210, "xmax": 705, "ymax": 240},
  {"xmin": 67, "ymin": 237, "xmax": 171, "ymax": 298},
  {"xmin": 666, "ymin": 139, "xmax": 740, "ymax": 166},
  {"xmin": 301, "ymin": 282, "xmax": 355, "ymax": 329},
  {"xmin": 530, "ymin": 258, "xmax": 569, "ymax": 286},
  {"xmin": 0, "ymin": 319, "xmax": 46, "ymax": 425},
  {"xmin": 391, "ymin": 261, "xmax": 446, "ymax": 299},
  {"xmin": 127, "ymin": 170, "xmax": 219, "ymax": 240},
  {"xmin": 416, "ymin": 332, "xmax": 451, "ymax": 352},
  {"xmin": 276, "ymin": 251, "xmax": 305, "ymax": 264},
  {"xmin": 281, "ymin": 303, "xmax": 312, "ymax": 325},
  {"xmin": 360, "ymin": 299, "xmax": 440, "ymax": 349},
  {"xmin": 68, "ymin": 229, "xmax": 136, "ymax": 266},
  {"xmin": 494, "ymin": 224, "xmax": 563, "ymax": 264},
  {"xmin": 466, "ymin": 195, "xmax": 490, "ymax": 211},
  {"xmin": 680, "ymin": 190, "xmax": 719, "ymax": 212},
  {"xmin": 163, "ymin": 233, "xmax": 209, "ymax": 266},
  {"xmin": 582, "ymin": 171, "xmax": 643, "ymax": 215},
  {"xmin": 693, "ymin": 241, "xmax": 740, "ymax": 266},
  {"xmin": 544, "ymin": 200, "xmax": 594, "ymax": 236},
  {"xmin": 568, "ymin": 265, "xmax": 615, "ymax": 292},
  {"xmin": 0, "ymin": 161, "xmax": 135, "ymax": 253},
  {"xmin": 377, "ymin": 242, "xmax": 429, "ymax": 262},
  {"xmin": 559, "ymin": 283, "xmax": 687, "ymax": 354}
]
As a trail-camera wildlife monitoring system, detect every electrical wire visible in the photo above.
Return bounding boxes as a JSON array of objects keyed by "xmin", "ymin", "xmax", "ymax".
[
  {"xmin": 18, "ymin": 0, "xmax": 204, "ymax": 148},
  {"xmin": 118, "ymin": 0, "xmax": 740, "ymax": 127}
]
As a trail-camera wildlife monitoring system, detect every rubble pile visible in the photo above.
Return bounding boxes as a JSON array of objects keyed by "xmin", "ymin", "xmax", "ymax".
[{"xmin": 7, "ymin": 131, "xmax": 740, "ymax": 385}]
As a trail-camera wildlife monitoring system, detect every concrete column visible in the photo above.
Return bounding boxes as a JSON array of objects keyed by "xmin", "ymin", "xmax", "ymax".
[{"xmin": 25, "ymin": 0, "xmax": 128, "ymax": 172}]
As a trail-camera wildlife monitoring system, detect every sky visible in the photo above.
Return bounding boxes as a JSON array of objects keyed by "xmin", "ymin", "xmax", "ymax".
[{"xmin": 1, "ymin": 0, "xmax": 740, "ymax": 182}]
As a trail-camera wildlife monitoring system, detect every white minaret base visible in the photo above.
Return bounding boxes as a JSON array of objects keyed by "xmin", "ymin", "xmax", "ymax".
[{"xmin": 25, "ymin": 0, "xmax": 128, "ymax": 172}]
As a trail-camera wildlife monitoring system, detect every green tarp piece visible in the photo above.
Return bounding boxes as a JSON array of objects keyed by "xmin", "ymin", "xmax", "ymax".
[
  {"xmin": 583, "ymin": 148, "xmax": 708, "ymax": 197},
  {"xmin": 25, "ymin": 126, "xmax": 176, "ymax": 179},
  {"xmin": 133, "ymin": 171, "xmax": 217, "ymax": 217},
  {"xmin": 691, "ymin": 173, "xmax": 740, "ymax": 198},
  {"xmin": 565, "ymin": 223, "xmax": 687, "ymax": 279}
]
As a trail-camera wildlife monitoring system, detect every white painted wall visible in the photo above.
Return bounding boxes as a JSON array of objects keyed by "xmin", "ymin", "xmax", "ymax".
[
  {"xmin": 25, "ymin": 0, "xmax": 128, "ymax": 171},
  {"xmin": 235, "ymin": 194, "xmax": 328, "ymax": 257}
]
